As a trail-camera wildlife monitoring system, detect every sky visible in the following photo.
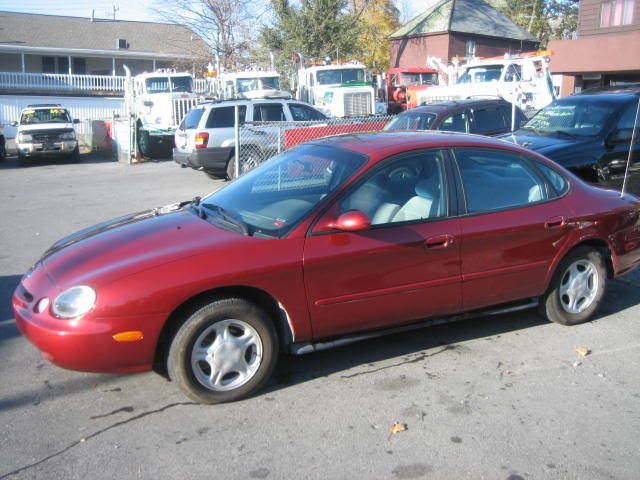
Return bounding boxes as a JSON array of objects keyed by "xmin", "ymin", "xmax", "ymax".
[{"xmin": 0, "ymin": 0, "xmax": 437, "ymax": 24}]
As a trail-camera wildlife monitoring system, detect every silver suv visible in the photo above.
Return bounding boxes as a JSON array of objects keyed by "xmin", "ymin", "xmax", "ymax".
[{"xmin": 173, "ymin": 98, "xmax": 326, "ymax": 179}]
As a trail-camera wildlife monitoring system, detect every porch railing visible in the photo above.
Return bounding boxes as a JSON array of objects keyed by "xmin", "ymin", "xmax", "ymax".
[{"xmin": 0, "ymin": 72, "xmax": 126, "ymax": 93}]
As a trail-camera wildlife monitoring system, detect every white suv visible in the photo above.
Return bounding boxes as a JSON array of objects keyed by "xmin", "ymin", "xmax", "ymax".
[
  {"xmin": 15, "ymin": 104, "xmax": 80, "ymax": 164},
  {"xmin": 173, "ymin": 98, "xmax": 326, "ymax": 179}
]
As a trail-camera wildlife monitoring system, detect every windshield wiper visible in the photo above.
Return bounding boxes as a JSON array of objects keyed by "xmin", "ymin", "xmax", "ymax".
[
  {"xmin": 202, "ymin": 204, "xmax": 251, "ymax": 236},
  {"xmin": 551, "ymin": 130, "xmax": 576, "ymax": 138}
]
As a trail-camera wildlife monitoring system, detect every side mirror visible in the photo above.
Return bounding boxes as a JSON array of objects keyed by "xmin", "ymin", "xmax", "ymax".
[
  {"xmin": 11, "ymin": 121, "xmax": 18, "ymax": 127},
  {"xmin": 73, "ymin": 118, "xmax": 80, "ymax": 124},
  {"xmin": 331, "ymin": 210, "xmax": 371, "ymax": 232}
]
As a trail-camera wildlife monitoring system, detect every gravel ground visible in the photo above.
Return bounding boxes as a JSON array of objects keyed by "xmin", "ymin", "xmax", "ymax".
[{"xmin": 1, "ymin": 154, "xmax": 640, "ymax": 480}]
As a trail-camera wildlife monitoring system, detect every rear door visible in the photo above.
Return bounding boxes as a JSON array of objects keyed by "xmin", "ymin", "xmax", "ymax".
[
  {"xmin": 203, "ymin": 105, "xmax": 246, "ymax": 148},
  {"xmin": 470, "ymin": 105, "xmax": 509, "ymax": 136},
  {"xmin": 253, "ymin": 103, "xmax": 287, "ymax": 122},
  {"xmin": 437, "ymin": 109, "xmax": 471, "ymax": 133},
  {"xmin": 600, "ymin": 101, "xmax": 640, "ymax": 192},
  {"xmin": 453, "ymin": 147, "xmax": 573, "ymax": 310}
]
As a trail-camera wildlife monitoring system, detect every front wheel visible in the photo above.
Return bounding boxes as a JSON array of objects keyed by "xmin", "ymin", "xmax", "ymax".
[
  {"xmin": 539, "ymin": 246, "xmax": 607, "ymax": 325},
  {"xmin": 167, "ymin": 298, "xmax": 278, "ymax": 404}
]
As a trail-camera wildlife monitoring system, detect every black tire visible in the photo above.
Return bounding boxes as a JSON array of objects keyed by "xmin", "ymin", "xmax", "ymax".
[
  {"xmin": 225, "ymin": 155, "xmax": 237, "ymax": 181},
  {"xmin": 137, "ymin": 127, "xmax": 151, "ymax": 158},
  {"xmin": 205, "ymin": 171, "xmax": 226, "ymax": 180},
  {"xmin": 67, "ymin": 146, "xmax": 80, "ymax": 163},
  {"xmin": 538, "ymin": 246, "xmax": 607, "ymax": 326},
  {"xmin": 167, "ymin": 297, "xmax": 278, "ymax": 404}
]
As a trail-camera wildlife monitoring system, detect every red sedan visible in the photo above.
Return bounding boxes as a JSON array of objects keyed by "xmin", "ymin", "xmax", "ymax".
[{"xmin": 13, "ymin": 132, "xmax": 640, "ymax": 403}]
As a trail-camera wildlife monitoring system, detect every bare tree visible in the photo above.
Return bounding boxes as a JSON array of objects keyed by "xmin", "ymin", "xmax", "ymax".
[{"xmin": 152, "ymin": 0, "xmax": 266, "ymax": 69}]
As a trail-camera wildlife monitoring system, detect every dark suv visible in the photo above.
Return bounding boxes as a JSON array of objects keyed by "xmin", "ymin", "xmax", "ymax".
[
  {"xmin": 499, "ymin": 91, "xmax": 640, "ymax": 193},
  {"xmin": 384, "ymin": 99, "xmax": 527, "ymax": 136}
]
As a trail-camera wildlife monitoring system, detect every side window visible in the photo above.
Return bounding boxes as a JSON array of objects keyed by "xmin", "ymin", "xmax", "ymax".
[
  {"xmin": 535, "ymin": 161, "xmax": 569, "ymax": 197},
  {"xmin": 253, "ymin": 104, "xmax": 286, "ymax": 121},
  {"xmin": 205, "ymin": 106, "xmax": 246, "ymax": 128},
  {"xmin": 182, "ymin": 108, "xmax": 205, "ymax": 130},
  {"xmin": 504, "ymin": 64, "xmax": 522, "ymax": 82},
  {"xmin": 338, "ymin": 150, "xmax": 448, "ymax": 226},
  {"xmin": 438, "ymin": 111, "xmax": 469, "ymax": 132},
  {"xmin": 471, "ymin": 107, "xmax": 507, "ymax": 132},
  {"xmin": 289, "ymin": 103, "xmax": 327, "ymax": 121},
  {"xmin": 455, "ymin": 148, "xmax": 547, "ymax": 213}
]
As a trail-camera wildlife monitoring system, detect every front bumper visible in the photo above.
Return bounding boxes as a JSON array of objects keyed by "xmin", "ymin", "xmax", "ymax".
[
  {"xmin": 18, "ymin": 140, "xmax": 77, "ymax": 158},
  {"xmin": 173, "ymin": 146, "xmax": 232, "ymax": 175},
  {"xmin": 12, "ymin": 280, "xmax": 163, "ymax": 373}
]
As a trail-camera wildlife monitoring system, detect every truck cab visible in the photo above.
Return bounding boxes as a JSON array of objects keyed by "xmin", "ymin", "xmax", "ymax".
[
  {"xmin": 386, "ymin": 67, "xmax": 439, "ymax": 113},
  {"xmin": 214, "ymin": 71, "xmax": 290, "ymax": 100},
  {"xmin": 294, "ymin": 61, "xmax": 375, "ymax": 117}
]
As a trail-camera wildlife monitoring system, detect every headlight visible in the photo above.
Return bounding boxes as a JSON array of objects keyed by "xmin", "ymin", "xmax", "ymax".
[
  {"xmin": 59, "ymin": 131, "xmax": 76, "ymax": 140},
  {"xmin": 52, "ymin": 286, "xmax": 96, "ymax": 318},
  {"xmin": 18, "ymin": 133, "xmax": 32, "ymax": 142}
]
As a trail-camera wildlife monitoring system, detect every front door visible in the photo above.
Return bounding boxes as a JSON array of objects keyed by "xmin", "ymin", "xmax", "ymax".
[
  {"xmin": 453, "ymin": 147, "xmax": 574, "ymax": 310},
  {"xmin": 303, "ymin": 149, "xmax": 462, "ymax": 339}
]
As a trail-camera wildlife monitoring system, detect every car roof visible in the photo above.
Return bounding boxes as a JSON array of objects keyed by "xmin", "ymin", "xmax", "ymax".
[
  {"xmin": 563, "ymin": 92, "xmax": 639, "ymax": 103},
  {"xmin": 410, "ymin": 98, "xmax": 512, "ymax": 113},
  {"xmin": 309, "ymin": 131, "xmax": 532, "ymax": 161},
  {"xmin": 201, "ymin": 98, "xmax": 298, "ymax": 108},
  {"xmin": 578, "ymin": 84, "xmax": 640, "ymax": 95}
]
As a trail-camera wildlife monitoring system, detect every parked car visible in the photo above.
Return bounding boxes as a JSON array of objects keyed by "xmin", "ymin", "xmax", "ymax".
[
  {"xmin": 14, "ymin": 132, "xmax": 640, "ymax": 404},
  {"xmin": 499, "ymin": 91, "xmax": 640, "ymax": 193},
  {"xmin": 384, "ymin": 99, "xmax": 527, "ymax": 136},
  {"xmin": 173, "ymin": 98, "xmax": 327, "ymax": 179},
  {"xmin": 14, "ymin": 104, "xmax": 80, "ymax": 164}
]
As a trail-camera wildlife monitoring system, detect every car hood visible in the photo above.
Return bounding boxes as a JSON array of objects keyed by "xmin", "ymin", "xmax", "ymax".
[
  {"xmin": 497, "ymin": 130, "xmax": 595, "ymax": 156},
  {"xmin": 39, "ymin": 205, "xmax": 241, "ymax": 289},
  {"xmin": 19, "ymin": 123, "xmax": 74, "ymax": 133}
]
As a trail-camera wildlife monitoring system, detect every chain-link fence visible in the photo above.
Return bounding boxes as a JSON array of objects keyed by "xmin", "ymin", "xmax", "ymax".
[{"xmin": 236, "ymin": 115, "xmax": 394, "ymax": 176}]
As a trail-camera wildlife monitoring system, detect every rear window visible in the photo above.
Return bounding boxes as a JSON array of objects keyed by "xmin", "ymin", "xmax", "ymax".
[
  {"xmin": 205, "ymin": 106, "xmax": 246, "ymax": 128},
  {"xmin": 182, "ymin": 108, "xmax": 204, "ymax": 130},
  {"xmin": 253, "ymin": 104, "xmax": 286, "ymax": 121},
  {"xmin": 289, "ymin": 104, "xmax": 326, "ymax": 121},
  {"xmin": 536, "ymin": 161, "xmax": 569, "ymax": 196}
]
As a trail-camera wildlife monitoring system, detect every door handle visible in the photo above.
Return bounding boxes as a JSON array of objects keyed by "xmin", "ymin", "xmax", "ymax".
[
  {"xmin": 545, "ymin": 216, "xmax": 566, "ymax": 230},
  {"xmin": 424, "ymin": 234, "xmax": 454, "ymax": 250}
]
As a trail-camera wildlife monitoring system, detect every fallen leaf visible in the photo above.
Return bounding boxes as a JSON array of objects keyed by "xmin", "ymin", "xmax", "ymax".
[
  {"xmin": 388, "ymin": 422, "xmax": 407, "ymax": 439},
  {"xmin": 574, "ymin": 347, "xmax": 591, "ymax": 357}
]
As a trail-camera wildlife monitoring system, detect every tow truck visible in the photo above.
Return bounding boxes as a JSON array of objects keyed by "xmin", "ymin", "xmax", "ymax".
[
  {"xmin": 212, "ymin": 70, "xmax": 291, "ymax": 100},
  {"xmin": 385, "ymin": 67, "xmax": 439, "ymax": 113}
]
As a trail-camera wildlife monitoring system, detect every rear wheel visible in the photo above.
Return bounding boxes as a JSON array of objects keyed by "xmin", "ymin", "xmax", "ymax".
[
  {"xmin": 67, "ymin": 146, "xmax": 80, "ymax": 163},
  {"xmin": 539, "ymin": 246, "xmax": 607, "ymax": 325},
  {"xmin": 167, "ymin": 298, "xmax": 278, "ymax": 404}
]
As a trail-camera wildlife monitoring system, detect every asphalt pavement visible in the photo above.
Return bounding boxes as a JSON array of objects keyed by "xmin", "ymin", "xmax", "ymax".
[{"xmin": 1, "ymin": 153, "xmax": 639, "ymax": 479}]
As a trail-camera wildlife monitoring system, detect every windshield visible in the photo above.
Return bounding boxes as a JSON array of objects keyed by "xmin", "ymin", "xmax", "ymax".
[
  {"xmin": 237, "ymin": 76, "xmax": 281, "ymax": 93},
  {"xmin": 316, "ymin": 68, "xmax": 365, "ymax": 85},
  {"xmin": 457, "ymin": 65, "xmax": 503, "ymax": 84},
  {"xmin": 398, "ymin": 73, "xmax": 438, "ymax": 86},
  {"xmin": 145, "ymin": 76, "xmax": 193, "ymax": 93},
  {"xmin": 20, "ymin": 107, "xmax": 71, "ymax": 124},
  {"xmin": 384, "ymin": 112, "xmax": 436, "ymax": 131},
  {"xmin": 521, "ymin": 98, "xmax": 619, "ymax": 137},
  {"xmin": 201, "ymin": 144, "xmax": 367, "ymax": 237}
]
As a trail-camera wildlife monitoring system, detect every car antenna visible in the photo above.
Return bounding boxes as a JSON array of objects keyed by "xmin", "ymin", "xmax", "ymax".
[{"xmin": 621, "ymin": 96, "xmax": 640, "ymax": 198}]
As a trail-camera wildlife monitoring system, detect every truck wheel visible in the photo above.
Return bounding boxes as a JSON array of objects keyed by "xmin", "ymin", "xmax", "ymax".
[
  {"xmin": 538, "ymin": 246, "xmax": 607, "ymax": 326},
  {"xmin": 137, "ymin": 128, "xmax": 151, "ymax": 158},
  {"xmin": 67, "ymin": 146, "xmax": 80, "ymax": 163},
  {"xmin": 167, "ymin": 297, "xmax": 279, "ymax": 404}
]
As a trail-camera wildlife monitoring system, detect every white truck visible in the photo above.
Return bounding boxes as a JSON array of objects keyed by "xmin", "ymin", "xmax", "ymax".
[
  {"xmin": 419, "ymin": 52, "xmax": 556, "ymax": 112},
  {"xmin": 213, "ymin": 70, "xmax": 291, "ymax": 100},
  {"xmin": 125, "ymin": 68, "xmax": 201, "ymax": 158},
  {"xmin": 292, "ymin": 56, "xmax": 375, "ymax": 117}
]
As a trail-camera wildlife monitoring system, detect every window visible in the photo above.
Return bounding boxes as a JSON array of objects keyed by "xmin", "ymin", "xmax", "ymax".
[
  {"xmin": 471, "ymin": 107, "xmax": 507, "ymax": 133},
  {"xmin": 457, "ymin": 65, "xmax": 503, "ymax": 84},
  {"xmin": 253, "ymin": 104, "xmax": 286, "ymax": 121},
  {"xmin": 384, "ymin": 112, "xmax": 437, "ymax": 131},
  {"xmin": 454, "ymin": 148, "xmax": 547, "ymax": 213},
  {"xmin": 205, "ymin": 106, "xmax": 246, "ymax": 128},
  {"xmin": 438, "ymin": 111, "xmax": 470, "ymax": 132},
  {"xmin": 504, "ymin": 64, "xmax": 522, "ymax": 82},
  {"xmin": 536, "ymin": 162, "xmax": 569, "ymax": 196},
  {"xmin": 180, "ymin": 108, "xmax": 204, "ymax": 130},
  {"xmin": 465, "ymin": 41, "xmax": 476, "ymax": 58},
  {"xmin": 289, "ymin": 103, "xmax": 327, "ymax": 121},
  {"xmin": 522, "ymin": 98, "xmax": 618, "ymax": 136},
  {"xmin": 145, "ymin": 77, "xmax": 170, "ymax": 93},
  {"xmin": 601, "ymin": 0, "xmax": 634, "ymax": 26},
  {"xmin": 73, "ymin": 58, "xmax": 86, "ymax": 75},
  {"xmin": 338, "ymin": 150, "xmax": 447, "ymax": 226},
  {"xmin": 57, "ymin": 57, "xmax": 69, "ymax": 74},
  {"xmin": 42, "ymin": 57, "xmax": 55, "ymax": 73}
]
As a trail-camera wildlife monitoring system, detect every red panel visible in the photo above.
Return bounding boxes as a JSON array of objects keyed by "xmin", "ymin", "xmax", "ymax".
[{"xmin": 283, "ymin": 122, "xmax": 388, "ymax": 149}]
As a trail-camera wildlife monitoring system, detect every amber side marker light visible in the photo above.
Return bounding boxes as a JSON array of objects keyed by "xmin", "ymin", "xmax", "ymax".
[{"xmin": 113, "ymin": 331, "xmax": 144, "ymax": 342}]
